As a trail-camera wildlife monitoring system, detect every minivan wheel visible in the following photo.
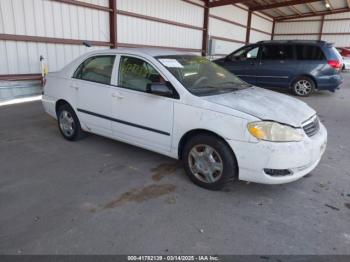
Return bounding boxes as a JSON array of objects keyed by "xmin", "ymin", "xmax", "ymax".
[
  {"xmin": 292, "ymin": 77, "xmax": 315, "ymax": 97},
  {"xmin": 57, "ymin": 104, "xmax": 83, "ymax": 141},
  {"xmin": 182, "ymin": 134, "xmax": 237, "ymax": 190}
]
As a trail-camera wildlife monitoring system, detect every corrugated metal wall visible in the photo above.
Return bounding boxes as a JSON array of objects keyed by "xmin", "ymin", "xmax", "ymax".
[
  {"xmin": 274, "ymin": 12, "xmax": 350, "ymax": 47},
  {"xmin": 250, "ymin": 13, "xmax": 273, "ymax": 43},
  {"xmin": 0, "ymin": 0, "xmax": 110, "ymax": 75},
  {"xmin": 209, "ymin": 4, "xmax": 247, "ymax": 56},
  {"xmin": 209, "ymin": 4, "xmax": 273, "ymax": 57},
  {"xmin": 0, "ymin": 0, "xmax": 274, "ymax": 79},
  {"xmin": 116, "ymin": 0, "xmax": 204, "ymax": 54}
]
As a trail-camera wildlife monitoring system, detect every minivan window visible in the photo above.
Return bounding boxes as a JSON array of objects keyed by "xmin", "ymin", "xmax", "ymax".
[
  {"xmin": 261, "ymin": 45, "xmax": 294, "ymax": 60},
  {"xmin": 73, "ymin": 56, "xmax": 115, "ymax": 85},
  {"xmin": 231, "ymin": 46, "xmax": 259, "ymax": 61},
  {"xmin": 295, "ymin": 45, "xmax": 325, "ymax": 60}
]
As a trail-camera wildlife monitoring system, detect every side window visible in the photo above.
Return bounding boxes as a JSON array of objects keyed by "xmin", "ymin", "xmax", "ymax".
[
  {"xmin": 118, "ymin": 56, "xmax": 164, "ymax": 92},
  {"xmin": 296, "ymin": 45, "xmax": 325, "ymax": 60},
  {"xmin": 261, "ymin": 45, "xmax": 294, "ymax": 60},
  {"xmin": 231, "ymin": 46, "xmax": 259, "ymax": 61},
  {"xmin": 73, "ymin": 56, "xmax": 115, "ymax": 85}
]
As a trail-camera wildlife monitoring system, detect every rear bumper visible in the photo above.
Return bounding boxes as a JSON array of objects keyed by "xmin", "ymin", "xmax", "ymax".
[
  {"xmin": 343, "ymin": 60, "xmax": 350, "ymax": 70},
  {"xmin": 228, "ymin": 122, "xmax": 327, "ymax": 184},
  {"xmin": 317, "ymin": 74, "xmax": 343, "ymax": 91},
  {"xmin": 42, "ymin": 95, "xmax": 57, "ymax": 119}
]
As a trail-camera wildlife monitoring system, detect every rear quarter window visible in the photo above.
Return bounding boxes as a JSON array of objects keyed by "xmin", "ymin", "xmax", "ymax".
[
  {"xmin": 295, "ymin": 45, "xmax": 325, "ymax": 60},
  {"xmin": 73, "ymin": 56, "xmax": 115, "ymax": 85}
]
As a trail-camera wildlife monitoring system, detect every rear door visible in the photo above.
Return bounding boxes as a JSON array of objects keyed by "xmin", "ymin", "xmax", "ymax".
[
  {"xmin": 72, "ymin": 55, "xmax": 115, "ymax": 137},
  {"xmin": 219, "ymin": 45, "xmax": 260, "ymax": 85},
  {"xmin": 256, "ymin": 44, "xmax": 298, "ymax": 88}
]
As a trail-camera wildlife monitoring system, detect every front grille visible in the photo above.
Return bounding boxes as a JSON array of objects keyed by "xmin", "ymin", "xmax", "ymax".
[{"xmin": 303, "ymin": 117, "xmax": 320, "ymax": 137}]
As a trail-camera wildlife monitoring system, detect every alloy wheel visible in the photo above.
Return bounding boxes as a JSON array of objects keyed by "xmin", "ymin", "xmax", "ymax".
[
  {"xmin": 188, "ymin": 144, "xmax": 224, "ymax": 183},
  {"xmin": 59, "ymin": 110, "xmax": 75, "ymax": 137},
  {"xmin": 295, "ymin": 80, "xmax": 312, "ymax": 96}
]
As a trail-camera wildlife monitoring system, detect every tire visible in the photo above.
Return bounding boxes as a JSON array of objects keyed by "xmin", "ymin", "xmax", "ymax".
[
  {"xmin": 292, "ymin": 76, "xmax": 315, "ymax": 97},
  {"xmin": 57, "ymin": 104, "xmax": 84, "ymax": 141},
  {"xmin": 182, "ymin": 134, "xmax": 238, "ymax": 190}
]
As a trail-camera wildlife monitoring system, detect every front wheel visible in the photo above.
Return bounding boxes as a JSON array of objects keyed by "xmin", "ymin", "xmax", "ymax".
[
  {"xmin": 182, "ymin": 134, "xmax": 238, "ymax": 190},
  {"xmin": 292, "ymin": 77, "xmax": 315, "ymax": 97}
]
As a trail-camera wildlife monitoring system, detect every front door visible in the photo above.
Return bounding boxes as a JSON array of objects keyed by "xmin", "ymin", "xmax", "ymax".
[
  {"xmin": 72, "ymin": 55, "xmax": 116, "ymax": 137},
  {"xmin": 111, "ymin": 55, "xmax": 174, "ymax": 153},
  {"xmin": 220, "ymin": 45, "xmax": 260, "ymax": 85}
]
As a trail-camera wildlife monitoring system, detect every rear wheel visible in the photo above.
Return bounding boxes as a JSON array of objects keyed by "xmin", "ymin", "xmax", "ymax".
[
  {"xmin": 57, "ymin": 104, "xmax": 83, "ymax": 141},
  {"xmin": 182, "ymin": 134, "xmax": 237, "ymax": 190},
  {"xmin": 292, "ymin": 76, "xmax": 315, "ymax": 97}
]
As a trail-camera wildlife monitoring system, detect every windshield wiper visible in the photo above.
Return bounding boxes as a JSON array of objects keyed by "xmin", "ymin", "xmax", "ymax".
[{"xmin": 219, "ymin": 81, "xmax": 252, "ymax": 88}]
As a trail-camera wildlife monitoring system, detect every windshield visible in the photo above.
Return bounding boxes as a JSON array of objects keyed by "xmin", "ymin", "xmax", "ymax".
[{"xmin": 156, "ymin": 55, "xmax": 250, "ymax": 96}]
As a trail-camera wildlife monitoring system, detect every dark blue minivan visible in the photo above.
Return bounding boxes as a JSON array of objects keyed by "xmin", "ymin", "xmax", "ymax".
[{"xmin": 215, "ymin": 40, "xmax": 343, "ymax": 96}]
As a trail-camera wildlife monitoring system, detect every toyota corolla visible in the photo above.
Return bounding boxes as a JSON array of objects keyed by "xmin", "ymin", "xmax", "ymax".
[{"xmin": 42, "ymin": 48, "xmax": 327, "ymax": 190}]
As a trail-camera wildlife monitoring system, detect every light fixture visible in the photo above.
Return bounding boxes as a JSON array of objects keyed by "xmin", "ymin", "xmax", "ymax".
[{"xmin": 325, "ymin": 1, "xmax": 331, "ymax": 9}]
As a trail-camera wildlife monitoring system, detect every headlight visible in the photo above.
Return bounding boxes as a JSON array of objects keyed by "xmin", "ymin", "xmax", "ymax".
[{"xmin": 247, "ymin": 121, "xmax": 304, "ymax": 142}]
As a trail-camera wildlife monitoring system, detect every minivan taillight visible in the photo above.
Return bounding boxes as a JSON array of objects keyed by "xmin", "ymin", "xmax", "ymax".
[{"xmin": 327, "ymin": 60, "xmax": 342, "ymax": 70}]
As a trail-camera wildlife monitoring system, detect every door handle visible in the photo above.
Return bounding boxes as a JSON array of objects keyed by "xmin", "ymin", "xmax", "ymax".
[
  {"xmin": 112, "ymin": 92, "xmax": 124, "ymax": 99},
  {"xmin": 70, "ymin": 84, "xmax": 79, "ymax": 90}
]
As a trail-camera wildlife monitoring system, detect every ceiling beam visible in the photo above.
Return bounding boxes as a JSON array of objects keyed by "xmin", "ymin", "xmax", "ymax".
[
  {"xmin": 326, "ymin": 0, "xmax": 333, "ymax": 10},
  {"xmin": 275, "ymin": 7, "xmax": 350, "ymax": 21},
  {"xmin": 273, "ymin": 8, "xmax": 288, "ymax": 17},
  {"xmin": 208, "ymin": 0, "xmax": 250, "ymax": 8},
  {"xmin": 306, "ymin": 3, "xmax": 317, "ymax": 13},
  {"xmin": 251, "ymin": 0, "xmax": 320, "ymax": 11},
  {"xmin": 289, "ymin": 5, "xmax": 302, "ymax": 15}
]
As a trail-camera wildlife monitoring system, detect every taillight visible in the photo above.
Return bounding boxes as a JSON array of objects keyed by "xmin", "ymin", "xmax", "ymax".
[{"xmin": 327, "ymin": 60, "xmax": 342, "ymax": 70}]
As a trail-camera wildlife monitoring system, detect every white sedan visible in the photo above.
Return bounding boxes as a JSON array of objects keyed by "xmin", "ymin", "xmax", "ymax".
[{"xmin": 42, "ymin": 48, "xmax": 327, "ymax": 190}]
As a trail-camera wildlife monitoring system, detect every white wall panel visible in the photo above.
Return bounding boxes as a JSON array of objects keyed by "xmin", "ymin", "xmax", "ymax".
[
  {"xmin": 0, "ymin": 0, "xmax": 110, "ymax": 75},
  {"xmin": 210, "ymin": 40, "xmax": 242, "ymax": 57},
  {"xmin": 326, "ymin": 12, "xmax": 350, "ymax": 20},
  {"xmin": 117, "ymin": 15, "xmax": 202, "ymax": 49},
  {"xmin": 323, "ymin": 20, "xmax": 350, "ymax": 33},
  {"xmin": 210, "ymin": 5, "xmax": 248, "ymax": 25},
  {"xmin": 250, "ymin": 31, "xmax": 270, "ymax": 43},
  {"xmin": 274, "ymin": 13, "xmax": 350, "ymax": 47},
  {"xmin": 117, "ymin": 0, "xmax": 204, "ymax": 28},
  {"xmin": 0, "ymin": 41, "xmax": 107, "ymax": 74},
  {"xmin": 251, "ymin": 14, "xmax": 273, "ymax": 33},
  {"xmin": 0, "ymin": 0, "xmax": 110, "ymax": 41},
  {"xmin": 80, "ymin": 0, "xmax": 109, "ymax": 7},
  {"xmin": 275, "ymin": 21, "xmax": 321, "ymax": 34},
  {"xmin": 322, "ymin": 35, "xmax": 350, "ymax": 47},
  {"xmin": 209, "ymin": 18, "xmax": 246, "ymax": 42},
  {"xmin": 274, "ymin": 35, "xmax": 319, "ymax": 41}
]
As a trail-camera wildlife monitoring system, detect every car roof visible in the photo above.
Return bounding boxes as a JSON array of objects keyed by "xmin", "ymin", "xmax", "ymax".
[
  {"xmin": 257, "ymin": 40, "xmax": 329, "ymax": 46},
  {"xmin": 86, "ymin": 47, "xmax": 192, "ymax": 57}
]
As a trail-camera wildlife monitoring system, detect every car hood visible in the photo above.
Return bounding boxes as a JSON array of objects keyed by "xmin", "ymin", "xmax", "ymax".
[{"xmin": 202, "ymin": 87, "xmax": 316, "ymax": 127}]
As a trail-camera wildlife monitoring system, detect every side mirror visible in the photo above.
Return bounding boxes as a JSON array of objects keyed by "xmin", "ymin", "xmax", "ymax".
[{"xmin": 146, "ymin": 82, "xmax": 175, "ymax": 98}]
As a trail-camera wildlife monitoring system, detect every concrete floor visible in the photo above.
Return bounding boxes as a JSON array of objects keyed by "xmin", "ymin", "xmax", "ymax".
[{"xmin": 1, "ymin": 73, "xmax": 350, "ymax": 255}]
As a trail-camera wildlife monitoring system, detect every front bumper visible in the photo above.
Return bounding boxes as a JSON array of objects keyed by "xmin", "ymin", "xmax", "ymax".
[{"xmin": 228, "ymin": 122, "xmax": 327, "ymax": 184}]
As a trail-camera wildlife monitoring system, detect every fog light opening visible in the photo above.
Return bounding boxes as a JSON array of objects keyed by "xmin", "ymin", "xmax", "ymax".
[{"xmin": 264, "ymin": 168, "xmax": 293, "ymax": 177}]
